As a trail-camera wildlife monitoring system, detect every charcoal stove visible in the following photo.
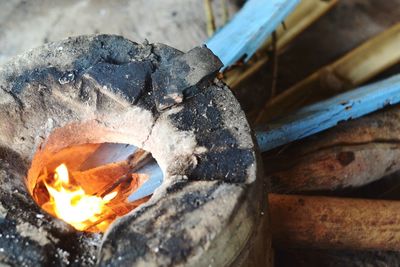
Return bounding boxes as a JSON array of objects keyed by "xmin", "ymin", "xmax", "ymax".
[{"xmin": 0, "ymin": 35, "xmax": 269, "ymax": 266}]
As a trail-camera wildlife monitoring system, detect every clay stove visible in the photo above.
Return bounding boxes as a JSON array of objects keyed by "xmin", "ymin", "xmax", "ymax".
[{"xmin": 0, "ymin": 35, "xmax": 268, "ymax": 266}]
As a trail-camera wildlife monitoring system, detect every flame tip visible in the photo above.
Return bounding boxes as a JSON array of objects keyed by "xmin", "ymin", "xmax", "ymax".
[{"xmin": 42, "ymin": 163, "xmax": 113, "ymax": 232}]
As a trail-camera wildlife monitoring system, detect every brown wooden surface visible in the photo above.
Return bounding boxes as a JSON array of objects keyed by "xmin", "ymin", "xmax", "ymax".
[
  {"xmin": 270, "ymin": 193, "xmax": 400, "ymax": 251},
  {"xmin": 275, "ymin": 248, "xmax": 400, "ymax": 267},
  {"xmin": 264, "ymin": 105, "xmax": 400, "ymax": 193}
]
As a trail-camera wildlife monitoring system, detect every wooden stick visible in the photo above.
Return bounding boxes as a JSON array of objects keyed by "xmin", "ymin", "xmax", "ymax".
[
  {"xmin": 71, "ymin": 148, "xmax": 152, "ymax": 197},
  {"xmin": 269, "ymin": 193, "xmax": 400, "ymax": 251},
  {"xmin": 72, "ymin": 161, "xmax": 131, "ymax": 195},
  {"xmin": 94, "ymin": 149, "xmax": 152, "ymax": 197},
  {"xmin": 256, "ymin": 22, "xmax": 400, "ymax": 124},
  {"xmin": 225, "ymin": 0, "xmax": 338, "ymax": 87},
  {"xmin": 270, "ymin": 31, "xmax": 279, "ymax": 98},
  {"xmin": 127, "ymin": 149, "xmax": 152, "ymax": 171}
]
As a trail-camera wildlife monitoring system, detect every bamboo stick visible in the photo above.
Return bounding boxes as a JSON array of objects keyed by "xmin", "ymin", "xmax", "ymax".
[
  {"xmin": 225, "ymin": 0, "xmax": 338, "ymax": 87},
  {"xmin": 256, "ymin": 22, "xmax": 400, "ymax": 124},
  {"xmin": 204, "ymin": 0, "xmax": 216, "ymax": 37},
  {"xmin": 269, "ymin": 193, "xmax": 400, "ymax": 251},
  {"xmin": 221, "ymin": 0, "xmax": 229, "ymax": 25}
]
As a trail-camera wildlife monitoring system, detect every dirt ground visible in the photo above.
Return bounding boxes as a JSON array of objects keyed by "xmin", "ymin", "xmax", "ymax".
[{"xmin": 0, "ymin": 0, "xmax": 238, "ymax": 64}]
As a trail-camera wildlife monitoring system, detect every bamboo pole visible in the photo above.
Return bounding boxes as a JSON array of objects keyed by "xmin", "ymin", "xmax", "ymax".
[
  {"xmin": 269, "ymin": 193, "xmax": 400, "ymax": 251},
  {"xmin": 225, "ymin": 0, "xmax": 338, "ymax": 88},
  {"xmin": 204, "ymin": 0, "xmax": 216, "ymax": 37},
  {"xmin": 256, "ymin": 22, "xmax": 400, "ymax": 124}
]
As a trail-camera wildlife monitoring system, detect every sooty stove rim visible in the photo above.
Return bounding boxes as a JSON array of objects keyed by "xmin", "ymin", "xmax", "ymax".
[{"xmin": 0, "ymin": 34, "xmax": 264, "ymax": 267}]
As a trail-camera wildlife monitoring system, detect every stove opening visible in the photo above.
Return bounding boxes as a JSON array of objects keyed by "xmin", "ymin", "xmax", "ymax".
[{"xmin": 27, "ymin": 142, "xmax": 163, "ymax": 233}]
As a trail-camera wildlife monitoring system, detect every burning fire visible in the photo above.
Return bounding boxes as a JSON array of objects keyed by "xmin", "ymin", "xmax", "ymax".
[{"xmin": 42, "ymin": 164, "xmax": 117, "ymax": 231}]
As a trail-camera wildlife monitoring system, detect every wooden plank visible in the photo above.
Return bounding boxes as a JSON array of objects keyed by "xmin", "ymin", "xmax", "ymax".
[
  {"xmin": 256, "ymin": 74, "xmax": 400, "ymax": 152},
  {"xmin": 206, "ymin": 0, "xmax": 299, "ymax": 68},
  {"xmin": 256, "ymin": 22, "xmax": 400, "ymax": 124}
]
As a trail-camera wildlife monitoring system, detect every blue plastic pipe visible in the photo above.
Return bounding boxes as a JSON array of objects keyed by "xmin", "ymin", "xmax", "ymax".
[{"xmin": 206, "ymin": 0, "xmax": 299, "ymax": 69}]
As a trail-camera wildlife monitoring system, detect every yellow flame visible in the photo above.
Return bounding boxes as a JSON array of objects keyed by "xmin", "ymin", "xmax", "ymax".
[
  {"xmin": 102, "ymin": 191, "xmax": 118, "ymax": 202},
  {"xmin": 43, "ymin": 164, "xmax": 116, "ymax": 231}
]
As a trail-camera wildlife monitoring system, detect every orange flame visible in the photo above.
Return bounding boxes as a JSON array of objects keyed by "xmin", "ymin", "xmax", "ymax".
[{"xmin": 42, "ymin": 164, "xmax": 117, "ymax": 231}]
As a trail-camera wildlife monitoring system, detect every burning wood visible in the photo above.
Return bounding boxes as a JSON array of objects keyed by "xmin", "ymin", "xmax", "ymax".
[
  {"xmin": 93, "ymin": 149, "xmax": 153, "ymax": 197},
  {"xmin": 40, "ymin": 163, "xmax": 118, "ymax": 232},
  {"xmin": 33, "ymin": 148, "xmax": 153, "ymax": 232}
]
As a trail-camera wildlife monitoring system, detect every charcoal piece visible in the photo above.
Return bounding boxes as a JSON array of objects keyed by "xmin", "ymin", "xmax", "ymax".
[
  {"xmin": 82, "ymin": 61, "xmax": 153, "ymax": 104},
  {"xmin": 151, "ymin": 46, "xmax": 223, "ymax": 111}
]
